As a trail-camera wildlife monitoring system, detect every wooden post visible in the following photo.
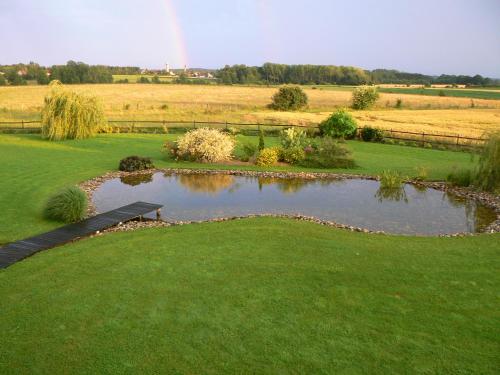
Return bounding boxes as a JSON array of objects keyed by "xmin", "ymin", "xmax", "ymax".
[
  {"xmin": 193, "ymin": 120, "xmax": 196, "ymax": 129},
  {"xmin": 422, "ymin": 131, "xmax": 425, "ymax": 146},
  {"xmin": 456, "ymin": 134, "xmax": 460, "ymax": 146},
  {"xmin": 21, "ymin": 120, "xmax": 24, "ymax": 129},
  {"xmin": 156, "ymin": 208, "xmax": 161, "ymax": 220}
]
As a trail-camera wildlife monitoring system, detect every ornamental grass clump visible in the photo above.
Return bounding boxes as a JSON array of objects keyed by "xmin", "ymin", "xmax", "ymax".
[
  {"xmin": 176, "ymin": 128, "xmax": 235, "ymax": 163},
  {"xmin": 474, "ymin": 132, "xmax": 500, "ymax": 193},
  {"xmin": 43, "ymin": 186, "xmax": 88, "ymax": 223},
  {"xmin": 379, "ymin": 170, "xmax": 404, "ymax": 189},
  {"xmin": 41, "ymin": 81, "xmax": 106, "ymax": 140}
]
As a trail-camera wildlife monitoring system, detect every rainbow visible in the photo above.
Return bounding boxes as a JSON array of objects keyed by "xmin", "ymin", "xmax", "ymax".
[{"xmin": 161, "ymin": 0, "xmax": 189, "ymax": 68}]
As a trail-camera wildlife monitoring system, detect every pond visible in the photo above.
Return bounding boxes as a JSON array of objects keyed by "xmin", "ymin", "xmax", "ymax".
[{"xmin": 92, "ymin": 172, "xmax": 497, "ymax": 235}]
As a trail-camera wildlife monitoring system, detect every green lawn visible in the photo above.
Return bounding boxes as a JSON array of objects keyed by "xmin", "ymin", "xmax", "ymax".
[
  {"xmin": 378, "ymin": 87, "xmax": 500, "ymax": 100},
  {"xmin": 0, "ymin": 133, "xmax": 497, "ymax": 373},
  {"xmin": 0, "ymin": 218, "xmax": 498, "ymax": 374},
  {"xmin": 0, "ymin": 133, "xmax": 475, "ymax": 243}
]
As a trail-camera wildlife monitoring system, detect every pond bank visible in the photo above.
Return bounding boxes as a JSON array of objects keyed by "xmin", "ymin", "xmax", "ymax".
[{"xmin": 80, "ymin": 168, "xmax": 500, "ymax": 236}]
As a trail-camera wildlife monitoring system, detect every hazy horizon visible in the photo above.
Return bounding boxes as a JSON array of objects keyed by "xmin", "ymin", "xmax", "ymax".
[{"xmin": 1, "ymin": 0, "xmax": 499, "ymax": 77}]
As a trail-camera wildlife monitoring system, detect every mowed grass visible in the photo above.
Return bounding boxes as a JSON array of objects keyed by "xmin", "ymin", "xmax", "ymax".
[
  {"xmin": 0, "ymin": 133, "xmax": 476, "ymax": 243},
  {"xmin": 1, "ymin": 84, "xmax": 499, "ymax": 137},
  {"xmin": 379, "ymin": 87, "xmax": 500, "ymax": 100},
  {"xmin": 0, "ymin": 218, "xmax": 498, "ymax": 374}
]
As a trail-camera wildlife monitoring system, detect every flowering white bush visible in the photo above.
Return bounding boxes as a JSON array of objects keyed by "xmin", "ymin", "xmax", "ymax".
[
  {"xmin": 280, "ymin": 127, "xmax": 306, "ymax": 149},
  {"xmin": 177, "ymin": 128, "xmax": 235, "ymax": 163}
]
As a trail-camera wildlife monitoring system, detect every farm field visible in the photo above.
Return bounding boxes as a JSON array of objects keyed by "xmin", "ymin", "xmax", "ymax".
[
  {"xmin": 1, "ymin": 84, "xmax": 499, "ymax": 138},
  {"xmin": 378, "ymin": 87, "xmax": 500, "ymax": 100}
]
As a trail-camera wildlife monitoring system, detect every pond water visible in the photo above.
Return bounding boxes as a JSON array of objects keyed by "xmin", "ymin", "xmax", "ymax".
[{"xmin": 92, "ymin": 172, "xmax": 497, "ymax": 235}]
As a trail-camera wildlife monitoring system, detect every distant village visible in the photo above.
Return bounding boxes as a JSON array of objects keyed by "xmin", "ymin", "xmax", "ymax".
[{"xmin": 140, "ymin": 64, "xmax": 215, "ymax": 79}]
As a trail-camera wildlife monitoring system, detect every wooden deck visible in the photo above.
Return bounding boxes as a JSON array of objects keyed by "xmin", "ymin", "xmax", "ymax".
[{"xmin": 0, "ymin": 201, "xmax": 163, "ymax": 269}]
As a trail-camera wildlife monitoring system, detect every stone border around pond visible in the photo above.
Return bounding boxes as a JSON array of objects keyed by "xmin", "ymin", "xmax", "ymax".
[{"xmin": 79, "ymin": 168, "xmax": 500, "ymax": 236}]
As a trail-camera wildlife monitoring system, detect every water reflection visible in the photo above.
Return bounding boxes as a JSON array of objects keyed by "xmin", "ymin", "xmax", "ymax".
[
  {"xmin": 92, "ymin": 173, "xmax": 497, "ymax": 235},
  {"xmin": 258, "ymin": 177, "xmax": 311, "ymax": 194},
  {"xmin": 120, "ymin": 173, "xmax": 153, "ymax": 186},
  {"xmin": 175, "ymin": 173, "xmax": 235, "ymax": 195},
  {"xmin": 375, "ymin": 186, "xmax": 408, "ymax": 203}
]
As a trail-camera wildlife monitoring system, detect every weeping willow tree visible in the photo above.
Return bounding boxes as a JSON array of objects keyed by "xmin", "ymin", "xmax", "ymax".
[
  {"xmin": 41, "ymin": 81, "xmax": 106, "ymax": 140},
  {"xmin": 475, "ymin": 132, "xmax": 500, "ymax": 193}
]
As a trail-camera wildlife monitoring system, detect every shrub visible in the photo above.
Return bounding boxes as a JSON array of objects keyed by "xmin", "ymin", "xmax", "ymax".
[
  {"xmin": 281, "ymin": 147, "xmax": 306, "ymax": 164},
  {"xmin": 395, "ymin": 98, "xmax": 403, "ymax": 108},
  {"xmin": 300, "ymin": 137, "xmax": 355, "ymax": 168},
  {"xmin": 160, "ymin": 104, "xmax": 168, "ymax": 110},
  {"xmin": 379, "ymin": 170, "xmax": 404, "ymax": 189},
  {"xmin": 123, "ymin": 103, "xmax": 130, "ymax": 110},
  {"xmin": 280, "ymin": 127, "xmax": 306, "ymax": 149},
  {"xmin": 447, "ymin": 168, "xmax": 472, "ymax": 187},
  {"xmin": 41, "ymin": 81, "xmax": 106, "ymax": 140},
  {"xmin": 43, "ymin": 186, "xmax": 87, "ymax": 223},
  {"xmin": 438, "ymin": 90, "xmax": 446, "ymax": 97},
  {"xmin": 351, "ymin": 86, "xmax": 380, "ymax": 110},
  {"xmin": 269, "ymin": 86, "xmax": 308, "ymax": 111},
  {"xmin": 119, "ymin": 156, "xmax": 154, "ymax": 172},
  {"xmin": 360, "ymin": 127, "xmax": 384, "ymax": 142},
  {"xmin": 177, "ymin": 128, "xmax": 235, "ymax": 163},
  {"xmin": 138, "ymin": 76, "xmax": 150, "ymax": 83},
  {"xmin": 258, "ymin": 129, "xmax": 265, "ymax": 151},
  {"xmin": 256, "ymin": 147, "xmax": 279, "ymax": 166},
  {"xmin": 474, "ymin": 132, "xmax": 500, "ymax": 192},
  {"xmin": 319, "ymin": 109, "xmax": 357, "ymax": 139},
  {"xmin": 240, "ymin": 141, "xmax": 258, "ymax": 161},
  {"xmin": 162, "ymin": 140, "xmax": 179, "ymax": 158}
]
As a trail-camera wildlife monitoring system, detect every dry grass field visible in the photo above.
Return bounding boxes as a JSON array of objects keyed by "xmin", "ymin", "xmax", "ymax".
[{"xmin": 1, "ymin": 84, "xmax": 499, "ymax": 137}]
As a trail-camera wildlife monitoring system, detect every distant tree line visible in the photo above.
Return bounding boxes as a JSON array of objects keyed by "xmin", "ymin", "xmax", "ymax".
[
  {"xmin": 0, "ymin": 61, "xmax": 498, "ymax": 87},
  {"xmin": 217, "ymin": 63, "xmax": 499, "ymax": 86}
]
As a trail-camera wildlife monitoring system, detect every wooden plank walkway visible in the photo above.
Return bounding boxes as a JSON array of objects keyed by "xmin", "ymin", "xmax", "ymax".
[{"xmin": 0, "ymin": 201, "xmax": 162, "ymax": 269}]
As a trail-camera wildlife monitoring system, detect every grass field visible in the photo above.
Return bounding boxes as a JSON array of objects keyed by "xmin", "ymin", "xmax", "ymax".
[
  {"xmin": 0, "ymin": 132, "xmax": 497, "ymax": 373},
  {"xmin": 1, "ymin": 218, "xmax": 498, "ymax": 374},
  {"xmin": 0, "ymin": 133, "xmax": 476, "ymax": 243},
  {"xmin": 1, "ymin": 84, "xmax": 499, "ymax": 138},
  {"xmin": 378, "ymin": 87, "xmax": 500, "ymax": 100}
]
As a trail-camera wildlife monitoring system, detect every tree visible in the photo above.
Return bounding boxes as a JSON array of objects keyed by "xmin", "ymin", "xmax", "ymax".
[
  {"xmin": 269, "ymin": 86, "xmax": 308, "ymax": 111},
  {"xmin": 351, "ymin": 86, "xmax": 379, "ymax": 109},
  {"xmin": 41, "ymin": 82, "xmax": 106, "ymax": 140}
]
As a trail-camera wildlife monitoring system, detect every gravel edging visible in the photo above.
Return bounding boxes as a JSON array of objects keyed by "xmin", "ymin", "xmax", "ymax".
[{"xmin": 79, "ymin": 168, "xmax": 500, "ymax": 236}]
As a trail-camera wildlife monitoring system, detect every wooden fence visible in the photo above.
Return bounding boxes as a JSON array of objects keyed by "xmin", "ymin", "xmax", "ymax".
[{"xmin": 0, "ymin": 119, "xmax": 487, "ymax": 148}]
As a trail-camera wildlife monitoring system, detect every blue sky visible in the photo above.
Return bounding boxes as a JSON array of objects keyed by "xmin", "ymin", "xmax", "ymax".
[{"xmin": 1, "ymin": 0, "xmax": 499, "ymax": 76}]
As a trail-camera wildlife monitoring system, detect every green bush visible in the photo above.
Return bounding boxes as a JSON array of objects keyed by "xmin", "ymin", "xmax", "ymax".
[
  {"xmin": 138, "ymin": 76, "xmax": 151, "ymax": 83},
  {"xmin": 447, "ymin": 168, "xmax": 472, "ymax": 187},
  {"xmin": 256, "ymin": 148, "xmax": 279, "ymax": 166},
  {"xmin": 379, "ymin": 170, "xmax": 404, "ymax": 189},
  {"xmin": 351, "ymin": 86, "xmax": 380, "ymax": 110},
  {"xmin": 240, "ymin": 142, "xmax": 258, "ymax": 161},
  {"xmin": 269, "ymin": 86, "xmax": 308, "ymax": 111},
  {"xmin": 41, "ymin": 81, "xmax": 106, "ymax": 140},
  {"xmin": 319, "ymin": 109, "xmax": 357, "ymax": 139},
  {"xmin": 395, "ymin": 98, "xmax": 403, "ymax": 108},
  {"xmin": 474, "ymin": 132, "xmax": 500, "ymax": 192},
  {"xmin": 280, "ymin": 127, "xmax": 306, "ymax": 149},
  {"xmin": 300, "ymin": 137, "xmax": 355, "ymax": 168},
  {"xmin": 119, "ymin": 156, "xmax": 155, "ymax": 172},
  {"xmin": 360, "ymin": 127, "xmax": 384, "ymax": 142},
  {"xmin": 43, "ymin": 186, "xmax": 88, "ymax": 223},
  {"xmin": 258, "ymin": 129, "xmax": 265, "ymax": 151},
  {"xmin": 281, "ymin": 147, "xmax": 306, "ymax": 164}
]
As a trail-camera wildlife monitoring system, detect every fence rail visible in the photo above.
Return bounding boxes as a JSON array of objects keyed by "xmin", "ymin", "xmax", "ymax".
[{"xmin": 0, "ymin": 119, "xmax": 487, "ymax": 148}]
